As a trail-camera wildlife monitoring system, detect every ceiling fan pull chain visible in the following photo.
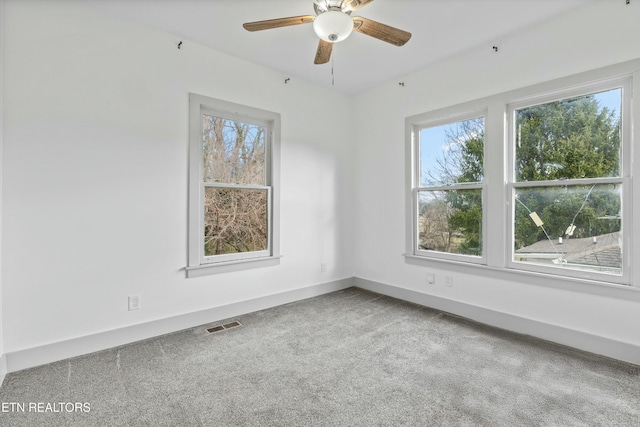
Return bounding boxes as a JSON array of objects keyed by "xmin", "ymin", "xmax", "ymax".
[{"xmin": 332, "ymin": 54, "xmax": 335, "ymax": 86}]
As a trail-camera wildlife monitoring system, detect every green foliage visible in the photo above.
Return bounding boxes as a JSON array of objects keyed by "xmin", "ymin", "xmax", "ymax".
[
  {"xmin": 443, "ymin": 119, "xmax": 484, "ymax": 255},
  {"xmin": 515, "ymin": 95, "xmax": 620, "ymax": 181},
  {"xmin": 425, "ymin": 92, "xmax": 622, "ymax": 254},
  {"xmin": 513, "ymin": 94, "xmax": 621, "ymax": 248},
  {"xmin": 446, "ymin": 190, "xmax": 482, "ymax": 255},
  {"xmin": 514, "ymin": 185, "xmax": 621, "ymax": 249}
]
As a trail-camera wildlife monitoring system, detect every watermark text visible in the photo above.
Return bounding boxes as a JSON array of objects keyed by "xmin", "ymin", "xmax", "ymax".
[{"xmin": 1, "ymin": 402, "xmax": 91, "ymax": 413}]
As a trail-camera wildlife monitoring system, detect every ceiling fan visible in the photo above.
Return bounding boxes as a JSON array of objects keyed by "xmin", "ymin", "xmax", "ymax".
[{"xmin": 243, "ymin": 0, "xmax": 412, "ymax": 65}]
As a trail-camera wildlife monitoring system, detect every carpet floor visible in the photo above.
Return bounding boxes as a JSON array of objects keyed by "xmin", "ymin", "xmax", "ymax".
[{"xmin": 1, "ymin": 287, "xmax": 639, "ymax": 426}]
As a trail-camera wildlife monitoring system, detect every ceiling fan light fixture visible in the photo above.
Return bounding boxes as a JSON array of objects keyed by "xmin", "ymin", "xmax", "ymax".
[{"xmin": 313, "ymin": 11, "xmax": 353, "ymax": 43}]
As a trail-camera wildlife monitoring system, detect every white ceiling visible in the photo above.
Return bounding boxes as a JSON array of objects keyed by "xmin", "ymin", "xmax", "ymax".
[{"xmin": 86, "ymin": 0, "xmax": 593, "ymax": 95}]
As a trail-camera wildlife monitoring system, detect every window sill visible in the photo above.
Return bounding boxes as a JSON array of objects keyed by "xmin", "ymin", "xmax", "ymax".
[
  {"xmin": 403, "ymin": 254, "xmax": 640, "ymax": 302},
  {"xmin": 186, "ymin": 255, "xmax": 282, "ymax": 278}
]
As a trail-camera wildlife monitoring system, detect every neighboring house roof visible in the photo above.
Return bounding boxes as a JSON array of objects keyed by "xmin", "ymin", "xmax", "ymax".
[{"xmin": 515, "ymin": 232, "xmax": 621, "ymax": 269}]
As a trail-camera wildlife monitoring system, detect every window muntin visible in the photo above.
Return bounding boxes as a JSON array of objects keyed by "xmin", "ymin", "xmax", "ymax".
[
  {"xmin": 414, "ymin": 115, "xmax": 485, "ymax": 261},
  {"xmin": 509, "ymin": 82, "xmax": 628, "ymax": 282}
]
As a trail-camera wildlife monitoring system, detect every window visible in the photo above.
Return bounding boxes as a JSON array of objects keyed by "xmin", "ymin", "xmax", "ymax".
[
  {"xmin": 508, "ymin": 81, "xmax": 630, "ymax": 283},
  {"xmin": 187, "ymin": 94, "xmax": 280, "ymax": 277},
  {"xmin": 411, "ymin": 112, "xmax": 486, "ymax": 263},
  {"xmin": 406, "ymin": 64, "xmax": 635, "ymax": 288}
]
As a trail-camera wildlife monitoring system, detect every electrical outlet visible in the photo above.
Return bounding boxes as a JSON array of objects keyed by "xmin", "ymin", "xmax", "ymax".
[
  {"xmin": 444, "ymin": 276, "xmax": 453, "ymax": 287},
  {"xmin": 128, "ymin": 295, "xmax": 140, "ymax": 311},
  {"xmin": 426, "ymin": 272, "xmax": 435, "ymax": 285},
  {"xmin": 320, "ymin": 262, "xmax": 327, "ymax": 273}
]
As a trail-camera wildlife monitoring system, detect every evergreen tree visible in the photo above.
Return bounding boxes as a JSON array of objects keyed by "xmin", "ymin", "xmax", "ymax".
[
  {"xmin": 442, "ymin": 118, "xmax": 484, "ymax": 255},
  {"xmin": 425, "ymin": 93, "xmax": 621, "ymax": 254},
  {"xmin": 513, "ymin": 94, "xmax": 621, "ymax": 248}
]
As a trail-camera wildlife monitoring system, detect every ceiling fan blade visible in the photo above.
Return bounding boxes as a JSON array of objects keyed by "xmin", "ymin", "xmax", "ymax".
[
  {"xmin": 352, "ymin": 16, "xmax": 411, "ymax": 46},
  {"xmin": 314, "ymin": 40, "xmax": 333, "ymax": 64},
  {"xmin": 344, "ymin": 0, "xmax": 375, "ymax": 12},
  {"xmin": 243, "ymin": 15, "xmax": 314, "ymax": 32}
]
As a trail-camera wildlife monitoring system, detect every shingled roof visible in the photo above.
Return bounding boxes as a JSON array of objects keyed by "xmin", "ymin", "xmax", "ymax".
[{"xmin": 515, "ymin": 232, "xmax": 621, "ymax": 270}]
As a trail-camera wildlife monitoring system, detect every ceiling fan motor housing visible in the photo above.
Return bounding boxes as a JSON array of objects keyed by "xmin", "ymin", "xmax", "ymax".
[{"xmin": 313, "ymin": 9, "xmax": 354, "ymax": 43}]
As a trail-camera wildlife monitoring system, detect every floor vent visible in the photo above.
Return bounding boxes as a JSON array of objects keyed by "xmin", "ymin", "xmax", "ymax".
[
  {"xmin": 206, "ymin": 321, "xmax": 242, "ymax": 334},
  {"xmin": 223, "ymin": 321, "xmax": 241, "ymax": 329}
]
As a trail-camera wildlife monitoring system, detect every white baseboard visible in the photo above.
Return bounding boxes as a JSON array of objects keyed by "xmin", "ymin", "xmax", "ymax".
[
  {"xmin": 5, "ymin": 278, "xmax": 354, "ymax": 374},
  {"xmin": 354, "ymin": 277, "xmax": 640, "ymax": 366},
  {"xmin": 6, "ymin": 275, "xmax": 637, "ymax": 375}
]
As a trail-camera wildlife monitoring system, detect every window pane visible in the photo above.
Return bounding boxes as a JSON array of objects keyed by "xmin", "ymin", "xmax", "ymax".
[
  {"xmin": 515, "ymin": 89, "xmax": 621, "ymax": 182},
  {"xmin": 514, "ymin": 184, "xmax": 621, "ymax": 275},
  {"xmin": 204, "ymin": 187, "xmax": 268, "ymax": 256},
  {"xmin": 419, "ymin": 117, "xmax": 484, "ymax": 186},
  {"xmin": 418, "ymin": 189, "xmax": 482, "ymax": 256},
  {"xmin": 202, "ymin": 115, "xmax": 266, "ymax": 185}
]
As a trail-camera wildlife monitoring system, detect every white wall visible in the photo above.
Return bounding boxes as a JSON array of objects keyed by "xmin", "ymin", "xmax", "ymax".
[
  {"xmin": 1, "ymin": 0, "xmax": 354, "ymax": 365},
  {"xmin": 3, "ymin": 0, "xmax": 640, "ymax": 373},
  {"xmin": 353, "ymin": 1, "xmax": 640, "ymax": 359},
  {"xmin": 0, "ymin": 0, "xmax": 6, "ymax": 384}
]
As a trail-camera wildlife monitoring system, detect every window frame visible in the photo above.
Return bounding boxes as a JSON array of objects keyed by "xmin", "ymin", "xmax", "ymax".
[
  {"xmin": 187, "ymin": 93, "xmax": 281, "ymax": 277},
  {"xmin": 405, "ymin": 62, "xmax": 639, "ymax": 291},
  {"xmin": 506, "ymin": 78, "xmax": 631, "ymax": 284},
  {"xmin": 409, "ymin": 109, "xmax": 488, "ymax": 265}
]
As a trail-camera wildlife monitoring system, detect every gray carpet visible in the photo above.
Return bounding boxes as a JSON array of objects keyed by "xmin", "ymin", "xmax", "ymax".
[{"xmin": 1, "ymin": 287, "xmax": 639, "ymax": 426}]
